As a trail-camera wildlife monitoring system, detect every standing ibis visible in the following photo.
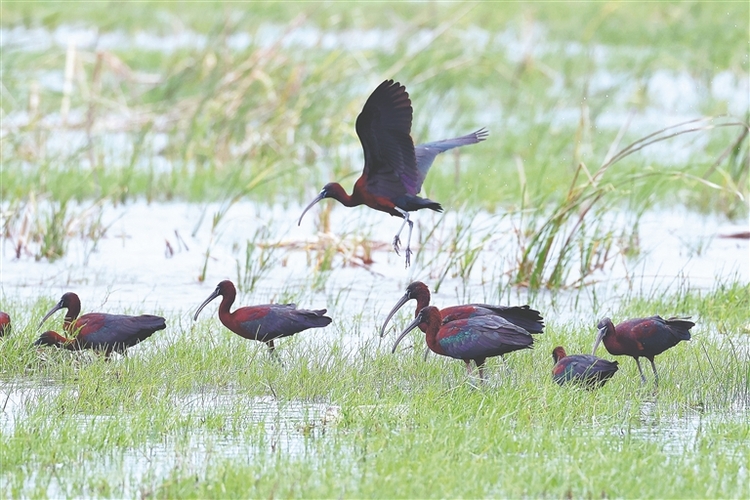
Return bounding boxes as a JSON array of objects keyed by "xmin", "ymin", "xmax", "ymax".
[
  {"xmin": 551, "ymin": 346, "xmax": 618, "ymax": 388},
  {"xmin": 193, "ymin": 280, "xmax": 332, "ymax": 354},
  {"xmin": 592, "ymin": 316, "xmax": 694, "ymax": 384},
  {"xmin": 35, "ymin": 292, "xmax": 166, "ymax": 357},
  {"xmin": 0, "ymin": 311, "xmax": 10, "ymax": 337},
  {"xmin": 298, "ymin": 79, "xmax": 487, "ymax": 267},
  {"xmin": 391, "ymin": 305, "xmax": 534, "ymax": 382},
  {"xmin": 380, "ymin": 281, "xmax": 544, "ymax": 338}
]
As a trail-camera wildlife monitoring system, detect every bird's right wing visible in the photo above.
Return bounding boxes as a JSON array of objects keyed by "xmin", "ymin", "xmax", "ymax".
[{"xmin": 355, "ymin": 80, "xmax": 418, "ymax": 197}]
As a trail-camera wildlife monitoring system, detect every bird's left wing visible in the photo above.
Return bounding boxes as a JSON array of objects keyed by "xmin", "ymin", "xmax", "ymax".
[{"xmin": 413, "ymin": 128, "xmax": 488, "ymax": 193}]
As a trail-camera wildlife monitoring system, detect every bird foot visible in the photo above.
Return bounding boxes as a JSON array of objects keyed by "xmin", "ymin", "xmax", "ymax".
[
  {"xmin": 404, "ymin": 247, "xmax": 412, "ymax": 268},
  {"xmin": 392, "ymin": 235, "xmax": 402, "ymax": 256}
]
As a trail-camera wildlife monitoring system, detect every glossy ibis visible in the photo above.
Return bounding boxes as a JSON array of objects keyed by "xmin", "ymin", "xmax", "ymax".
[
  {"xmin": 551, "ymin": 346, "xmax": 618, "ymax": 388},
  {"xmin": 592, "ymin": 316, "xmax": 694, "ymax": 384},
  {"xmin": 391, "ymin": 305, "xmax": 534, "ymax": 382},
  {"xmin": 298, "ymin": 79, "xmax": 487, "ymax": 267},
  {"xmin": 0, "ymin": 311, "xmax": 10, "ymax": 337},
  {"xmin": 193, "ymin": 280, "xmax": 332, "ymax": 354},
  {"xmin": 35, "ymin": 292, "xmax": 166, "ymax": 357},
  {"xmin": 380, "ymin": 281, "xmax": 544, "ymax": 338}
]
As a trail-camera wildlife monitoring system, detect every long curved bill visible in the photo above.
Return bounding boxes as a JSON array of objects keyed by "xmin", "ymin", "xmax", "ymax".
[
  {"xmin": 592, "ymin": 327, "xmax": 606, "ymax": 355},
  {"xmin": 193, "ymin": 287, "xmax": 221, "ymax": 321},
  {"xmin": 379, "ymin": 292, "xmax": 411, "ymax": 338},
  {"xmin": 391, "ymin": 315, "xmax": 423, "ymax": 354},
  {"xmin": 297, "ymin": 191, "xmax": 326, "ymax": 226},
  {"xmin": 38, "ymin": 300, "xmax": 64, "ymax": 328}
]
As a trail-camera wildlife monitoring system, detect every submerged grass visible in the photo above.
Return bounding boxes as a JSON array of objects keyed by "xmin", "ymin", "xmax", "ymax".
[{"xmin": 1, "ymin": 282, "xmax": 748, "ymax": 497}]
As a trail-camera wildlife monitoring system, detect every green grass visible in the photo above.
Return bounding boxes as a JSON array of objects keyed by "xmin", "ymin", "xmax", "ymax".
[{"xmin": 0, "ymin": 282, "xmax": 748, "ymax": 498}]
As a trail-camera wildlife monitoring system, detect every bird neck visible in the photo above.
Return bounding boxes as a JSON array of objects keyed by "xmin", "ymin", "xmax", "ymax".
[
  {"xmin": 62, "ymin": 297, "xmax": 81, "ymax": 329},
  {"xmin": 217, "ymin": 291, "xmax": 236, "ymax": 323},
  {"xmin": 423, "ymin": 310, "xmax": 445, "ymax": 355},
  {"xmin": 414, "ymin": 295, "xmax": 430, "ymax": 318},
  {"xmin": 329, "ymin": 182, "xmax": 361, "ymax": 208}
]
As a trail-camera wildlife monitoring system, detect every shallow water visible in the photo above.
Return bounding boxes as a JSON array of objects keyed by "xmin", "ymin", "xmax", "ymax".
[
  {"xmin": 0, "ymin": 380, "xmax": 341, "ymax": 497},
  {"xmin": 1, "ymin": 200, "xmax": 746, "ymax": 315}
]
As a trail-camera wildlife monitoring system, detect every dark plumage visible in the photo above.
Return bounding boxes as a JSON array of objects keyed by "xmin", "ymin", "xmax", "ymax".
[
  {"xmin": 593, "ymin": 316, "xmax": 694, "ymax": 384},
  {"xmin": 298, "ymin": 79, "xmax": 487, "ymax": 267},
  {"xmin": 551, "ymin": 346, "xmax": 618, "ymax": 388},
  {"xmin": 391, "ymin": 305, "xmax": 534, "ymax": 382},
  {"xmin": 193, "ymin": 280, "xmax": 332, "ymax": 354},
  {"xmin": 35, "ymin": 292, "xmax": 166, "ymax": 357},
  {"xmin": 380, "ymin": 281, "xmax": 544, "ymax": 338}
]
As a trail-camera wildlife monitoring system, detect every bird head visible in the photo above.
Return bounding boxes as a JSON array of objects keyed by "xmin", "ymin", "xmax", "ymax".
[
  {"xmin": 194, "ymin": 280, "xmax": 235, "ymax": 321},
  {"xmin": 297, "ymin": 183, "xmax": 340, "ymax": 226},
  {"xmin": 552, "ymin": 346, "xmax": 567, "ymax": 364},
  {"xmin": 379, "ymin": 282, "xmax": 428, "ymax": 338},
  {"xmin": 592, "ymin": 317, "xmax": 614, "ymax": 355},
  {"xmin": 390, "ymin": 306, "xmax": 439, "ymax": 354}
]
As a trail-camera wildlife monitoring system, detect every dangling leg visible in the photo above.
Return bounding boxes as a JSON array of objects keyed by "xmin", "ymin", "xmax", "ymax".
[
  {"xmin": 393, "ymin": 208, "xmax": 414, "ymax": 267},
  {"xmin": 634, "ymin": 357, "xmax": 647, "ymax": 384},
  {"xmin": 423, "ymin": 346, "xmax": 431, "ymax": 361},
  {"xmin": 464, "ymin": 360, "xmax": 473, "ymax": 377},
  {"xmin": 392, "ymin": 215, "xmax": 409, "ymax": 255},
  {"xmin": 648, "ymin": 357, "xmax": 659, "ymax": 386}
]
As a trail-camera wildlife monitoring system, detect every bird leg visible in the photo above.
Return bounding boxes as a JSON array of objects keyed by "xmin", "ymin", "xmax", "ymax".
[
  {"xmin": 648, "ymin": 357, "xmax": 660, "ymax": 386},
  {"xmin": 634, "ymin": 357, "xmax": 648, "ymax": 384},
  {"xmin": 393, "ymin": 208, "xmax": 414, "ymax": 267},
  {"xmin": 477, "ymin": 363, "xmax": 487, "ymax": 384},
  {"xmin": 266, "ymin": 340, "xmax": 277, "ymax": 357}
]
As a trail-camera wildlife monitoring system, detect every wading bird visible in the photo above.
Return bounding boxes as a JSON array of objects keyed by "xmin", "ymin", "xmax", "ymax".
[
  {"xmin": 592, "ymin": 316, "xmax": 694, "ymax": 384},
  {"xmin": 193, "ymin": 280, "xmax": 332, "ymax": 354},
  {"xmin": 0, "ymin": 311, "xmax": 10, "ymax": 337},
  {"xmin": 35, "ymin": 292, "xmax": 166, "ymax": 357},
  {"xmin": 379, "ymin": 281, "xmax": 544, "ymax": 338},
  {"xmin": 298, "ymin": 79, "xmax": 487, "ymax": 267},
  {"xmin": 391, "ymin": 306, "xmax": 534, "ymax": 382},
  {"xmin": 551, "ymin": 346, "xmax": 618, "ymax": 388}
]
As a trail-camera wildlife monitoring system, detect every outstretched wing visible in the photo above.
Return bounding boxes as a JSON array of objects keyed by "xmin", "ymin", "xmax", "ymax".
[
  {"xmin": 413, "ymin": 128, "xmax": 488, "ymax": 192},
  {"xmin": 355, "ymin": 80, "xmax": 418, "ymax": 197}
]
